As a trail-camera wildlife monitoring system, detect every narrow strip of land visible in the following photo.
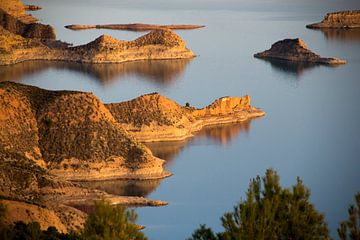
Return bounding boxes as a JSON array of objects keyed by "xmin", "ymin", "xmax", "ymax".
[{"xmin": 65, "ymin": 23, "xmax": 205, "ymax": 31}]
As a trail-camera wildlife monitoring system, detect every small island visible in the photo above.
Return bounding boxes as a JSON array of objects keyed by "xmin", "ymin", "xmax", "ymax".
[
  {"xmin": 65, "ymin": 23, "xmax": 205, "ymax": 31},
  {"xmin": 254, "ymin": 38, "xmax": 346, "ymax": 65},
  {"xmin": 307, "ymin": 10, "xmax": 360, "ymax": 29}
]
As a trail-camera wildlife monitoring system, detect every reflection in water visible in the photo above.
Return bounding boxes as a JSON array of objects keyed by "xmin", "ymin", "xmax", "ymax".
[
  {"xmin": 317, "ymin": 28, "xmax": 360, "ymax": 42},
  {"xmin": 145, "ymin": 120, "xmax": 253, "ymax": 163},
  {"xmin": 0, "ymin": 58, "xmax": 192, "ymax": 85},
  {"xmin": 79, "ymin": 179, "xmax": 162, "ymax": 197},
  {"xmin": 262, "ymin": 58, "xmax": 320, "ymax": 77},
  {"xmin": 80, "ymin": 121, "xmax": 253, "ymax": 198}
]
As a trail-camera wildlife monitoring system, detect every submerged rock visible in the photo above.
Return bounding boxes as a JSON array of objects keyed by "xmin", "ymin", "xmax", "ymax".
[
  {"xmin": 307, "ymin": 10, "xmax": 360, "ymax": 29},
  {"xmin": 254, "ymin": 38, "xmax": 346, "ymax": 65}
]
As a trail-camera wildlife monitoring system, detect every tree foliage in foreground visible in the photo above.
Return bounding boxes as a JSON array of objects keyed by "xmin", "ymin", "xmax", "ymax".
[
  {"xmin": 0, "ymin": 200, "xmax": 146, "ymax": 240},
  {"xmin": 338, "ymin": 192, "xmax": 360, "ymax": 240},
  {"xmin": 188, "ymin": 169, "xmax": 330, "ymax": 240},
  {"xmin": 82, "ymin": 200, "xmax": 147, "ymax": 240}
]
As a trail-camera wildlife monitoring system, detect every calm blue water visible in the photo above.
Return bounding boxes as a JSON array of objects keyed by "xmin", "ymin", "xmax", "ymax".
[{"xmin": 3, "ymin": 0, "xmax": 360, "ymax": 239}]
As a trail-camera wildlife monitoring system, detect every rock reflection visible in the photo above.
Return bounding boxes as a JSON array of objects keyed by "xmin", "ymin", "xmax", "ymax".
[
  {"xmin": 78, "ymin": 179, "xmax": 162, "ymax": 197},
  {"xmin": 0, "ymin": 58, "xmax": 192, "ymax": 85},
  {"xmin": 145, "ymin": 120, "xmax": 252, "ymax": 163},
  {"xmin": 263, "ymin": 59, "xmax": 320, "ymax": 77},
  {"xmin": 316, "ymin": 28, "xmax": 360, "ymax": 42}
]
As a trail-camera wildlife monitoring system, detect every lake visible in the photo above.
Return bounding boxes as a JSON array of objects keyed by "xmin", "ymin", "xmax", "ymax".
[{"xmin": 3, "ymin": 0, "xmax": 360, "ymax": 239}]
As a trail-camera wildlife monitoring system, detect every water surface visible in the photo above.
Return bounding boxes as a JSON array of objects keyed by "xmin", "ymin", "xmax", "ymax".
[{"xmin": 4, "ymin": 0, "xmax": 360, "ymax": 239}]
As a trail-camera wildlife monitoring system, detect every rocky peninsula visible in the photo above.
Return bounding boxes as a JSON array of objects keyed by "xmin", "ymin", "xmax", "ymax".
[
  {"xmin": 65, "ymin": 23, "xmax": 205, "ymax": 31},
  {"xmin": 0, "ymin": 81, "xmax": 170, "ymax": 231},
  {"xmin": 106, "ymin": 93, "xmax": 265, "ymax": 142},
  {"xmin": 307, "ymin": 10, "xmax": 360, "ymax": 29},
  {"xmin": 254, "ymin": 38, "xmax": 346, "ymax": 65},
  {"xmin": 0, "ymin": 0, "xmax": 195, "ymax": 66}
]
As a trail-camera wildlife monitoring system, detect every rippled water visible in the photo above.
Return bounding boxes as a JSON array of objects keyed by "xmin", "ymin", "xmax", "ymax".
[{"xmin": 3, "ymin": 0, "xmax": 360, "ymax": 239}]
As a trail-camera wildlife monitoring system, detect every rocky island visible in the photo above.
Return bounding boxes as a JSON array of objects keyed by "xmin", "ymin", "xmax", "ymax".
[
  {"xmin": 0, "ymin": 0, "xmax": 195, "ymax": 66},
  {"xmin": 307, "ymin": 10, "xmax": 360, "ymax": 29},
  {"xmin": 254, "ymin": 38, "xmax": 347, "ymax": 65},
  {"xmin": 106, "ymin": 93, "xmax": 265, "ymax": 142},
  {"xmin": 65, "ymin": 23, "xmax": 205, "ymax": 31}
]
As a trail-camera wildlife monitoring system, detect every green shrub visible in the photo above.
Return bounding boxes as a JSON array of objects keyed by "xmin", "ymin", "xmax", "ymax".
[
  {"xmin": 82, "ymin": 200, "xmax": 147, "ymax": 240},
  {"xmin": 188, "ymin": 169, "xmax": 329, "ymax": 240}
]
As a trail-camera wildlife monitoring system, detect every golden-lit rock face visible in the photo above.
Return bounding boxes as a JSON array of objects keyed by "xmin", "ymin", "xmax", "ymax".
[
  {"xmin": 107, "ymin": 93, "xmax": 264, "ymax": 142},
  {"xmin": 254, "ymin": 38, "xmax": 347, "ymax": 65},
  {"xmin": 307, "ymin": 10, "xmax": 360, "ymax": 29}
]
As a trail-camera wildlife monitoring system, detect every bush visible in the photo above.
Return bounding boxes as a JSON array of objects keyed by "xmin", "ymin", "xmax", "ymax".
[
  {"xmin": 82, "ymin": 200, "xmax": 147, "ymax": 240},
  {"xmin": 188, "ymin": 169, "xmax": 330, "ymax": 240},
  {"xmin": 338, "ymin": 192, "xmax": 360, "ymax": 240}
]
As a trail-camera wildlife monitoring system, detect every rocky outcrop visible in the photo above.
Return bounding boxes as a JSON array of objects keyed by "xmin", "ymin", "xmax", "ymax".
[
  {"xmin": 65, "ymin": 23, "xmax": 205, "ymax": 31},
  {"xmin": 0, "ymin": 8, "xmax": 55, "ymax": 39},
  {"xmin": 24, "ymin": 5, "xmax": 41, "ymax": 11},
  {"xmin": 307, "ymin": 10, "xmax": 360, "ymax": 29},
  {"xmin": 0, "ymin": 0, "xmax": 37, "ymax": 23},
  {"xmin": 106, "ymin": 93, "xmax": 265, "ymax": 142},
  {"xmin": 0, "ymin": 26, "xmax": 195, "ymax": 65},
  {"xmin": 254, "ymin": 38, "xmax": 346, "ymax": 65}
]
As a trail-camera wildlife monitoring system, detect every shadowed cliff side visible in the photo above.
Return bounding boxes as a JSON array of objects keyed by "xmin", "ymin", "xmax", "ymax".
[
  {"xmin": 0, "ymin": 8, "xmax": 55, "ymax": 39},
  {"xmin": 106, "ymin": 93, "xmax": 264, "ymax": 142}
]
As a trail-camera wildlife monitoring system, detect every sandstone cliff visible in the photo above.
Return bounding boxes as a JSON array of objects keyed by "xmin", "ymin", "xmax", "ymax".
[
  {"xmin": 106, "ymin": 93, "xmax": 264, "ymax": 142},
  {"xmin": 307, "ymin": 10, "xmax": 360, "ymax": 29},
  {"xmin": 0, "ymin": 26, "xmax": 194, "ymax": 65},
  {"xmin": 254, "ymin": 38, "xmax": 346, "ymax": 65}
]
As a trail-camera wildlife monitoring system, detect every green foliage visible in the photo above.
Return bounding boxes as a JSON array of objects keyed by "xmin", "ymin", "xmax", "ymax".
[
  {"xmin": 82, "ymin": 200, "xmax": 147, "ymax": 240},
  {"xmin": 338, "ymin": 192, "xmax": 360, "ymax": 240},
  {"xmin": 187, "ymin": 224, "xmax": 219, "ymax": 240},
  {"xmin": 188, "ymin": 169, "xmax": 330, "ymax": 240},
  {"xmin": 0, "ymin": 220, "xmax": 80, "ymax": 240}
]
